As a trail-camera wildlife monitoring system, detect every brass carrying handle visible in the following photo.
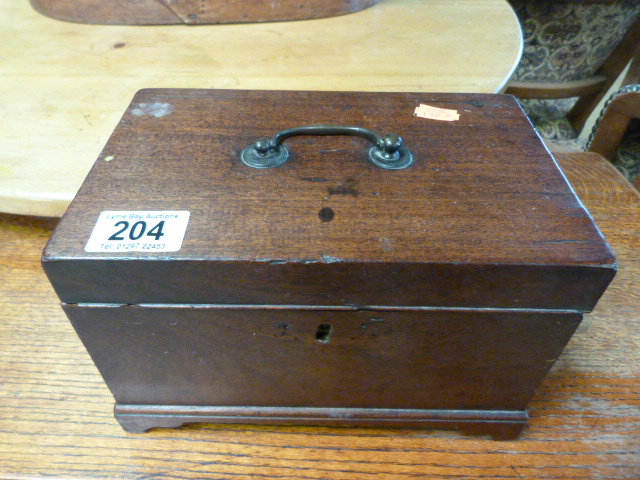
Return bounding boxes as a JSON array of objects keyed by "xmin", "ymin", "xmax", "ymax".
[{"xmin": 240, "ymin": 124, "xmax": 414, "ymax": 170}]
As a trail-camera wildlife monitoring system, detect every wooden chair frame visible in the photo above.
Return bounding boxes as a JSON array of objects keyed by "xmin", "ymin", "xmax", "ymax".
[{"xmin": 587, "ymin": 84, "xmax": 640, "ymax": 161}]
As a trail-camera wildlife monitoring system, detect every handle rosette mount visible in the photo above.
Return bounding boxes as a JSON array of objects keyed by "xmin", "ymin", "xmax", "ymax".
[{"xmin": 241, "ymin": 125, "xmax": 414, "ymax": 170}]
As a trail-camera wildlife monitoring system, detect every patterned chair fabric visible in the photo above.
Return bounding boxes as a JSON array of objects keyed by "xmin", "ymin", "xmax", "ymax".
[
  {"xmin": 611, "ymin": 126, "xmax": 640, "ymax": 182},
  {"xmin": 509, "ymin": 0, "xmax": 640, "ymax": 141},
  {"xmin": 511, "ymin": 0, "xmax": 640, "ymax": 84}
]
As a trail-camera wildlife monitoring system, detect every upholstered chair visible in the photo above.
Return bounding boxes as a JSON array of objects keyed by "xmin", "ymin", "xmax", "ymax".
[{"xmin": 506, "ymin": 0, "xmax": 640, "ymax": 142}]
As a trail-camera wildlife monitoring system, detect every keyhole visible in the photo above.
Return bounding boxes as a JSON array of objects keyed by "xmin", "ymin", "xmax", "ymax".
[{"xmin": 315, "ymin": 324, "xmax": 333, "ymax": 343}]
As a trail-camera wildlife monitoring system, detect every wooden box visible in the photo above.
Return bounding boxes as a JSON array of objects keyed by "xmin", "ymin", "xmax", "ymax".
[
  {"xmin": 29, "ymin": 0, "xmax": 379, "ymax": 25},
  {"xmin": 42, "ymin": 89, "xmax": 616, "ymax": 439}
]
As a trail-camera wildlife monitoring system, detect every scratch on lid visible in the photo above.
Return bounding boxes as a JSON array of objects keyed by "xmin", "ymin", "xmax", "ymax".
[{"xmin": 131, "ymin": 103, "xmax": 174, "ymax": 118}]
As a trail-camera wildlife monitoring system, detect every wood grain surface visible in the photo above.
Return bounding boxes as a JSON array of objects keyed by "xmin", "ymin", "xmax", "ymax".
[
  {"xmin": 0, "ymin": 0, "xmax": 523, "ymax": 217},
  {"xmin": 1, "ymin": 152, "xmax": 639, "ymax": 478}
]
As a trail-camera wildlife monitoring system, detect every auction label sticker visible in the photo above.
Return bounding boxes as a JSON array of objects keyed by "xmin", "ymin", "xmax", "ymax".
[
  {"xmin": 85, "ymin": 211, "xmax": 190, "ymax": 253},
  {"xmin": 414, "ymin": 104, "xmax": 460, "ymax": 121}
]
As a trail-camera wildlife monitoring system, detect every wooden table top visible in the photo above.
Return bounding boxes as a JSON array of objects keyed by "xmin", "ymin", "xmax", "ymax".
[
  {"xmin": 1, "ymin": 151, "xmax": 639, "ymax": 478},
  {"xmin": 0, "ymin": 0, "xmax": 522, "ymax": 217}
]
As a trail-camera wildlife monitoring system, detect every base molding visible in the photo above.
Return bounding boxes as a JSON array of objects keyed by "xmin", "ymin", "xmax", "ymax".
[{"xmin": 115, "ymin": 404, "xmax": 528, "ymax": 440}]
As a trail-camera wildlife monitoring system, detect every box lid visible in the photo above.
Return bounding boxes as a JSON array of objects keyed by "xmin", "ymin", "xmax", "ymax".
[{"xmin": 42, "ymin": 89, "xmax": 616, "ymax": 311}]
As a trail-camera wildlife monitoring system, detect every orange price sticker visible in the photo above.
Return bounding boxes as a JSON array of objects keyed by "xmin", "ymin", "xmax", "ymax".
[{"xmin": 414, "ymin": 104, "xmax": 460, "ymax": 122}]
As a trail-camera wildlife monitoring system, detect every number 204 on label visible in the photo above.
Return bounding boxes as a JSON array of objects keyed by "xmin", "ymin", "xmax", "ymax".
[{"xmin": 85, "ymin": 211, "xmax": 190, "ymax": 253}]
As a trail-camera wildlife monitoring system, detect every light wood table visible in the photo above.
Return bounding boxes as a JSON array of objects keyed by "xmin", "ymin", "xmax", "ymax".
[
  {"xmin": 0, "ymin": 0, "xmax": 522, "ymax": 217},
  {"xmin": 1, "ymin": 152, "xmax": 639, "ymax": 478}
]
